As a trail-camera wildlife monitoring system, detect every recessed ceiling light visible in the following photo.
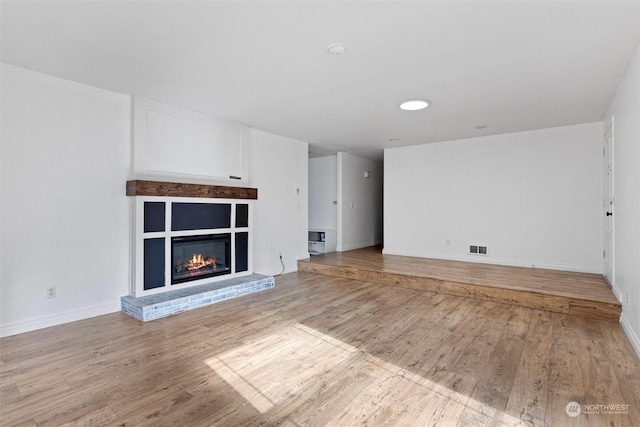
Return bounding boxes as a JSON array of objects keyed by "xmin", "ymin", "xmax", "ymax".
[
  {"xmin": 399, "ymin": 99, "xmax": 430, "ymax": 111},
  {"xmin": 475, "ymin": 125, "xmax": 489, "ymax": 130},
  {"xmin": 388, "ymin": 138, "xmax": 399, "ymax": 143}
]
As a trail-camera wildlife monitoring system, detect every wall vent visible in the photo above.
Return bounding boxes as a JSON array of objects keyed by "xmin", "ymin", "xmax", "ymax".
[{"xmin": 469, "ymin": 245, "xmax": 489, "ymax": 256}]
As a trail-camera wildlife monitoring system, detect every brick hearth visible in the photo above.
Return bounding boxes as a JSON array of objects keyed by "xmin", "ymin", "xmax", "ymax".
[{"xmin": 121, "ymin": 273, "xmax": 274, "ymax": 321}]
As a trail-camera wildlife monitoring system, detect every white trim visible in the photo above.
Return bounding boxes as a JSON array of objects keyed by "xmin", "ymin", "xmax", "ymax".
[
  {"xmin": 610, "ymin": 281, "xmax": 624, "ymax": 304},
  {"xmin": 381, "ymin": 247, "xmax": 602, "ymax": 274},
  {"xmin": 0, "ymin": 303, "xmax": 121, "ymax": 338},
  {"xmin": 336, "ymin": 153, "xmax": 344, "ymax": 251},
  {"xmin": 603, "ymin": 116, "xmax": 615, "ymax": 286},
  {"xmin": 620, "ymin": 312, "xmax": 640, "ymax": 360}
]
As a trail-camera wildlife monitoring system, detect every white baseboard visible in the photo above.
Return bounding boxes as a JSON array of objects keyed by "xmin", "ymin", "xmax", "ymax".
[
  {"xmin": 620, "ymin": 312, "xmax": 640, "ymax": 360},
  {"xmin": 611, "ymin": 282, "xmax": 624, "ymax": 304},
  {"xmin": 0, "ymin": 302, "xmax": 121, "ymax": 338},
  {"xmin": 381, "ymin": 247, "xmax": 602, "ymax": 274}
]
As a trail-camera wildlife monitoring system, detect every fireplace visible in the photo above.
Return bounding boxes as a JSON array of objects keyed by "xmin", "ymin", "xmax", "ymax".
[
  {"xmin": 172, "ymin": 234, "xmax": 231, "ymax": 284},
  {"xmin": 127, "ymin": 180, "xmax": 257, "ymax": 297}
]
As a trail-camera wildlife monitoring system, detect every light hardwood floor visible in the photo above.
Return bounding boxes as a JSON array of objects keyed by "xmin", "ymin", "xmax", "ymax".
[{"xmin": 1, "ymin": 271, "xmax": 639, "ymax": 426}]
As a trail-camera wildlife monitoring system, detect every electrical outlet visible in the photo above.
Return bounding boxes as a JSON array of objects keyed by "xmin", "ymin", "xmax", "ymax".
[
  {"xmin": 626, "ymin": 292, "xmax": 630, "ymax": 305},
  {"xmin": 47, "ymin": 286, "xmax": 56, "ymax": 298},
  {"xmin": 446, "ymin": 239, "xmax": 452, "ymax": 246}
]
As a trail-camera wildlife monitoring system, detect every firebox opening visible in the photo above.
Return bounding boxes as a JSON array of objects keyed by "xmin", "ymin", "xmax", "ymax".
[{"xmin": 172, "ymin": 234, "xmax": 231, "ymax": 285}]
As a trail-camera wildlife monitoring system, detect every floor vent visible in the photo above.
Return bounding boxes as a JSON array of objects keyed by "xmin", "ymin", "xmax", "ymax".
[{"xmin": 469, "ymin": 245, "xmax": 489, "ymax": 256}]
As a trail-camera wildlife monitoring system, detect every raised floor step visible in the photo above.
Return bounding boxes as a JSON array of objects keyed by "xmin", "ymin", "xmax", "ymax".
[{"xmin": 298, "ymin": 248, "xmax": 621, "ymax": 322}]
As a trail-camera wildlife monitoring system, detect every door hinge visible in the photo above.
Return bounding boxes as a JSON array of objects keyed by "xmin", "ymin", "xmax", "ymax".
[{"xmin": 603, "ymin": 250, "xmax": 606, "ymax": 258}]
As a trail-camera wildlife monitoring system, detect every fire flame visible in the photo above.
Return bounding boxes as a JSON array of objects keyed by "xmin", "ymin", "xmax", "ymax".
[{"xmin": 186, "ymin": 254, "xmax": 217, "ymax": 271}]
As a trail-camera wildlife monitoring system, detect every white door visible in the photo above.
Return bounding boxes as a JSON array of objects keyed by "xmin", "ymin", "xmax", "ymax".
[{"xmin": 603, "ymin": 119, "xmax": 614, "ymax": 285}]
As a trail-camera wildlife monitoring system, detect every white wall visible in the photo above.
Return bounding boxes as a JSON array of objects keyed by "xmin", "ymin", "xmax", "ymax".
[
  {"xmin": 249, "ymin": 128, "xmax": 309, "ymax": 275},
  {"xmin": 308, "ymin": 155, "xmax": 337, "ymax": 231},
  {"xmin": 337, "ymin": 152, "xmax": 383, "ymax": 252},
  {"xmin": 384, "ymin": 122, "xmax": 603, "ymax": 273},
  {"xmin": 0, "ymin": 65, "xmax": 310, "ymax": 337},
  {"xmin": 1, "ymin": 64, "xmax": 131, "ymax": 337},
  {"xmin": 605, "ymin": 42, "xmax": 640, "ymax": 357}
]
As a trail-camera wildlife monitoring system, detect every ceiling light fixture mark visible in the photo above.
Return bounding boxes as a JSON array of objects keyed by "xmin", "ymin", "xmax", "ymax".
[{"xmin": 327, "ymin": 43, "xmax": 346, "ymax": 55}]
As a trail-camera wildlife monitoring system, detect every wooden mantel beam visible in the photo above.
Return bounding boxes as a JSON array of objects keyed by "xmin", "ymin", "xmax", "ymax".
[{"xmin": 126, "ymin": 180, "xmax": 258, "ymax": 199}]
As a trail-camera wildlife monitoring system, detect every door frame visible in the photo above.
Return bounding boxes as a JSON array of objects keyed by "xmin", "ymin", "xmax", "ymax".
[{"xmin": 603, "ymin": 116, "xmax": 615, "ymax": 288}]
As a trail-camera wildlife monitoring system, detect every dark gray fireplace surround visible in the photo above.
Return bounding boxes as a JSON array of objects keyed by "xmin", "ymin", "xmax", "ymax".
[
  {"xmin": 121, "ymin": 180, "xmax": 274, "ymax": 322},
  {"xmin": 140, "ymin": 201, "xmax": 242, "ymax": 292}
]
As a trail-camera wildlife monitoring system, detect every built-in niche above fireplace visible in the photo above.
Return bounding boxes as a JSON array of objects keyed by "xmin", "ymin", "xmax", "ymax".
[{"xmin": 128, "ymin": 180, "xmax": 256, "ymax": 297}]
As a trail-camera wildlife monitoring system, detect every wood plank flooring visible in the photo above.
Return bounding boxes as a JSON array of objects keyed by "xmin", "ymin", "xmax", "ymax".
[
  {"xmin": 1, "ymin": 271, "xmax": 639, "ymax": 426},
  {"xmin": 298, "ymin": 247, "xmax": 621, "ymax": 322}
]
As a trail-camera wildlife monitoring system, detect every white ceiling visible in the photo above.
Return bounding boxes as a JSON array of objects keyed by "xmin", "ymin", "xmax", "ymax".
[{"xmin": 2, "ymin": 1, "xmax": 640, "ymax": 160}]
